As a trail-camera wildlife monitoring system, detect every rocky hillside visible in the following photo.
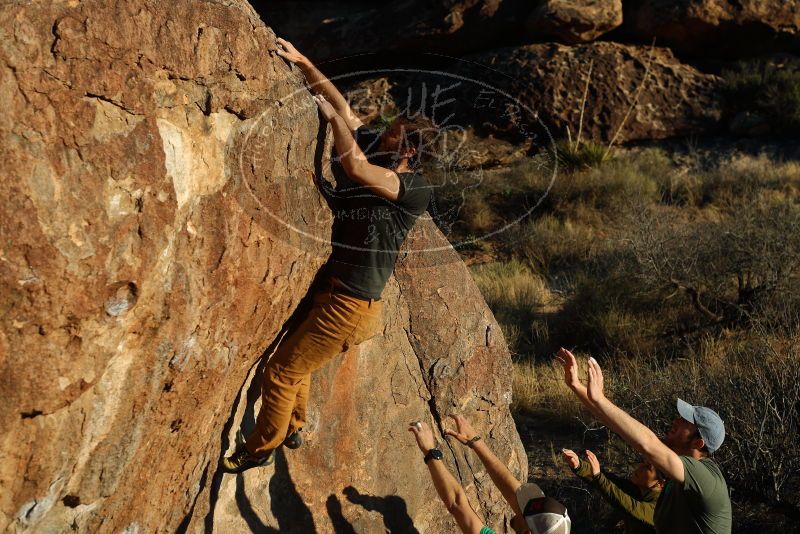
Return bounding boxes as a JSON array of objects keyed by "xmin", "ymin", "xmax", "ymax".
[
  {"xmin": 258, "ymin": 0, "xmax": 800, "ymax": 61},
  {"xmin": 256, "ymin": 0, "xmax": 800, "ymax": 146},
  {"xmin": 0, "ymin": 1, "xmax": 523, "ymax": 532}
]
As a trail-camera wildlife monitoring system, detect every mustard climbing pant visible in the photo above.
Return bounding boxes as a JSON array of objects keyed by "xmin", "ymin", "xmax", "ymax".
[{"xmin": 245, "ymin": 277, "xmax": 383, "ymax": 456}]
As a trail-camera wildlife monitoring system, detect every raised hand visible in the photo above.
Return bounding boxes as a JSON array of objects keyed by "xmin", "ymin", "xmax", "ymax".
[
  {"xmin": 274, "ymin": 37, "xmax": 305, "ymax": 64},
  {"xmin": 585, "ymin": 450, "xmax": 601, "ymax": 476},
  {"xmin": 408, "ymin": 420, "xmax": 436, "ymax": 454},
  {"xmin": 561, "ymin": 448, "xmax": 580, "ymax": 470},
  {"xmin": 555, "ymin": 347, "xmax": 580, "ymax": 390},
  {"xmin": 586, "ymin": 357, "xmax": 606, "ymax": 403},
  {"xmin": 444, "ymin": 414, "xmax": 477, "ymax": 445},
  {"xmin": 313, "ymin": 94, "xmax": 338, "ymax": 122}
]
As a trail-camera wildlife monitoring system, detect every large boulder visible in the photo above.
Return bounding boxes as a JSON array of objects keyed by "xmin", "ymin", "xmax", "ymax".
[
  {"xmin": 623, "ymin": 0, "xmax": 800, "ymax": 57},
  {"xmin": 0, "ymin": 1, "xmax": 523, "ymax": 532},
  {"xmin": 349, "ymin": 42, "xmax": 721, "ymax": 146},
  {"xmin": 253, "ymin": 0, "xmax": 517, "ymax": 61},
  {"xmin": 193, "ymin": 222, "xmax": 526, "ymax": 533},
  {"xmin": 419, "ymin": 41, "xmax": 723, "ymax": 144}
]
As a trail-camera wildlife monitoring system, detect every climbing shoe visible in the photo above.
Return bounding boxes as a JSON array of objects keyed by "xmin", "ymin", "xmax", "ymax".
[
  {"xmin": 283, "ymin": 430, "xmax": 303, "ymax": 450},
  {"xmin": 221, "ymin": 446, "xmax": 274, "ymax": 474}
]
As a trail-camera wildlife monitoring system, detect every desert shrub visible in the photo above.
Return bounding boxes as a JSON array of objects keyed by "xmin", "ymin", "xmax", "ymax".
[
  {"xmin": 508, "ymin": 215, "xmax": 600, "ymax": 272},
  {"xmin": 551, "ymin": 262, "xmax": 667, "ymax": 357},
  {"xmin": 699, "ymin": 153, "xmax": 800, "ymax": 209},
  {"xmin": 546, "ymin": 200, "xmax": 800, "ymax": 360},
  {"xmin": 626, "ymin": 148, "xmax": 704, "ymax": 207},
  {"xmin": 555, "ymin": 140, "xmax": 610, "ymax": 173},
  {"xmin": 627, "ymin": 202, "xmax": 800, "ymax": 334},
  {"xmin": 723, "ymin": 60, "xmax": 800, "ymax": 133},
  {"xmin": 549, "ymin": 153, "xmax": 661, "ymax": 218}
]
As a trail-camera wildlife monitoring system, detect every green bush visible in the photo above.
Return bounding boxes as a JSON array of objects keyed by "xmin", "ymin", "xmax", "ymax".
[
  {"xmin": 723, "ymin": 60, "xmax": 800, "ymax": 133},
  {"xmin": 555, "ymin": 140, "xmax": 610, "ymax": 173}
]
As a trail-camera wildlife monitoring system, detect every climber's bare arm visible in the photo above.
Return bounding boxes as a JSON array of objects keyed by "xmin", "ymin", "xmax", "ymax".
[
  {"xmin": 314, "ymin": 95, "xmax": 401, "ymax": 201},
  {"xmin": 274, "ymin": 37, "xmax": 364, "ymax": 131}
]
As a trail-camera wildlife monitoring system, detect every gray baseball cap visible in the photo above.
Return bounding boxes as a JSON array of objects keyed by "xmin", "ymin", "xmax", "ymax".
[{"xmin": 676, "ymin": 399, "xmax": 725, "ymax": 453}]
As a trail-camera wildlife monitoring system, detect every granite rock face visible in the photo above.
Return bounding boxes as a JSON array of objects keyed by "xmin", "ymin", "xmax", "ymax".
[
  {"xmin": 0, "ymin": 1, "xmax": 523, "ymax": 532},
  {"xmin": 195, "ymin": 221, "xmax": 526, "ymax": 533}
]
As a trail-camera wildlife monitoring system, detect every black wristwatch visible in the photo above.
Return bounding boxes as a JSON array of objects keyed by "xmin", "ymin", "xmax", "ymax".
[{"xmin": 424, "ymin": 448, "xmax": 444, "ymax": 464}]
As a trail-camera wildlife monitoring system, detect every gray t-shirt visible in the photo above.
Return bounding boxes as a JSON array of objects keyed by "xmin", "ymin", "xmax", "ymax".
[
  {"xmin": 325, "ymin": 126, "xmax": 431, "ymax": 300},
  {"xmin": 653, "ymin": 457, "xmax": 732, "ymax": 534}
]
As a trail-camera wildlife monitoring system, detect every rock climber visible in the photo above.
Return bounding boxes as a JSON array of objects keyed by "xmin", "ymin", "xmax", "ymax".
[{"xmin": 223, "ymin": 38, "xmax": 435, "ymax": 473}]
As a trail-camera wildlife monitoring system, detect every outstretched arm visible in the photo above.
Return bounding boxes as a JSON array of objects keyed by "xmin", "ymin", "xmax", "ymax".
[
  {"xmin": 274, "ymin": 38, "xmax": 364, "ymax": 131},
  {"xmin": 563, "ymin": 449, "xmax": 656, "ymax": 525},
  {"xmin": 315, "ymin": 95, "xmax": 401, "ymax": 200},
  {"xmin": 446, "ymin": 415, "xmax": 523, "ymax": 516},
  {"xmin": 556, "ymin": 348, "xmax": 611, "ymax": 425},
  {"xmin": 584, "ymin": 358, "xmax": 686, "ymax": 483},
  {"xmin": 409, "ymin": 422, "xmax": 485, "ymax": 534}
]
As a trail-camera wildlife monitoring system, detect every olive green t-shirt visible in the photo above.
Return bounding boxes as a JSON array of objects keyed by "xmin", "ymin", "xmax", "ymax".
[{"xmin": 653, "ymin": 457, "xmax": 732, "ymax": 534}]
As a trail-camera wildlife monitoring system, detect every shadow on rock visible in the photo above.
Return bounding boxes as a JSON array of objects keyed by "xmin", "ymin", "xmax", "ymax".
[
  {"xmin": 231, "ymin": 448, "xmax": 316, "ymax": 533},
  {"xmin": 343, "ymin": 485, "xmax": 419, "ymax": 534},
  {"xmin": 326, "ymin": 494, "xmax": 357, "ymax": 534}
]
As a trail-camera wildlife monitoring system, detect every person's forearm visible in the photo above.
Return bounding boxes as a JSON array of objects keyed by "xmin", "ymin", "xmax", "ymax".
[
  {"xmin": 329, "ymin": 116, "xmax": 368, "ymax": 176},
  {"xmin": 593, "ymin": 471, "xmax": 656, "ymax": 525},
  {"xmin": 298, "ymin": 58, "xmax": 354, "ymax": 120},
  {"xmin": 572, "ymin": 384, "xmax": 615, "ymax": 428},
  {"xmin": 428, "ymin": 459, "xmax": 484, "ymax": 534},
  {"xmin": 571, "ymin": 383, "xmax": 598, "ymax": 417},
  {"xmin": 572, "ymin": 459, "xmax": 595, "ymax": 482},
  {"xmin": 592, "ymin": 397, "xmax": 661, "ymax": 455},
  {"xmin": 472, "ymin": 441, "xmax": 523, "ymax": 515},
  {"xmin": 428, "ymin": 460, "xmax": 466, "ymax": 511},
  {"xmin": 592, "ymin": 396, "xmax": 685, "ymax": 481}
]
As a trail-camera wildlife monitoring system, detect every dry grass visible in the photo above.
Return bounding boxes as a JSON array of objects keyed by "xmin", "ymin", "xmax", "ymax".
[
  {"xmin": 461, "ymin": 147, "xmax": 800, "ymax": 527},
  {"xmin": 511, "ymin": 216, "xmax": 601, "ymax": 271},
  {"xmin": 700, "ymin": 153, "xmax": 800, "ymax": 209},
  {"xmin": 511, "ymin": 358, "xmax": 578, "ymax": 418},
  {"xmin": 470, "ymin": 261, "xmax": 553, "ymax": 354}
]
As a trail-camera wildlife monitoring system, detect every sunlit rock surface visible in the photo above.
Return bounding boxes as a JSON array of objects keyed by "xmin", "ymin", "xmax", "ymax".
[{"xmin": 0, "ymin": 1, "xmax": 523, "ymax": 532}]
